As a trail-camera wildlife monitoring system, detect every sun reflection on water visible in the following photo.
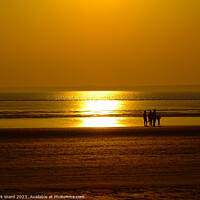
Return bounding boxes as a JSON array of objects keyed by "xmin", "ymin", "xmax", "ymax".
[
  {"xmin": 82, "ymin": 100, "xmax": 119, "ymax": 115},
  {"xmin": 79, "ymin": 91, "xmax": 121, "ymax": 127},
  {"xmin": 80, "ymin": 117, "xmax": 121, "ymax": 127}
]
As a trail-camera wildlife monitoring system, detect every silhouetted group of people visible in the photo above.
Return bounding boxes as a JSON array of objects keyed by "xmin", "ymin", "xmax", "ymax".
[{"xmin": 143, "ymin": 109, "xmax": 161, "ymax": 127}]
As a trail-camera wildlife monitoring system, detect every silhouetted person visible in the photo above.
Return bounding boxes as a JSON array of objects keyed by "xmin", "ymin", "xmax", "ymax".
[
  {"xmin": 152, "ymin": 109, "xmax": 157, "ymax": 127},
  {"xmin": 148, "ymin": 110, "xmax": 152, "ymax": 126},
  {"xmin": 143, "ymin": 110, "xmax": 148, "ymax": 127},
  {"xmin": 156, "ymin": 115, "xmax": 161, "ymax": 126}
]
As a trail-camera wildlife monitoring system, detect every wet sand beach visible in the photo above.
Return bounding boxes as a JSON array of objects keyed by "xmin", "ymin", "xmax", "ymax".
[
  {"xmin": 0, "ymin": 126, "xmax": 200, "ymax": 138},
  {"xmin": 0, "ymin": 126, "xmax": 200, "ymax": 199}
]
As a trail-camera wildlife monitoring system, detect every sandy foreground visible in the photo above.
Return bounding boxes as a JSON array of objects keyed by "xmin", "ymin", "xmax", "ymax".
[
  {"xmin": 0, "ymin": 126, "xmax": 200, "ymax": 138},
  {"xmin": 0, "ymin": 126, "xmax": 200, "ymax": 199}
]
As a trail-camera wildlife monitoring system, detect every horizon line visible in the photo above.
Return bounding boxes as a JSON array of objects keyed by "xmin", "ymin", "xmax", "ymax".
[{"xmin": 0, "ymin": 84, "xmax": 200, "ymax": 90}]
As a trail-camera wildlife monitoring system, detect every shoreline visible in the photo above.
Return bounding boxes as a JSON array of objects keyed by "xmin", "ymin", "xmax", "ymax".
[{"xmin": 0, "ymin": 126, "xmax": 200, "ymax": 138}]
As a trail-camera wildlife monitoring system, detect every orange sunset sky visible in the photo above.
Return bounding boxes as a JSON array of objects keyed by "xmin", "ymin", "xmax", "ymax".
[{"xmin": 0, "ymin": 0, "xmax": 200, "ymax": 87}]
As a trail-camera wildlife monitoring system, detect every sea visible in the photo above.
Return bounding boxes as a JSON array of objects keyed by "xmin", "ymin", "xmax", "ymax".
[{"xmin": 0, "ymin": 85, "xmax": 200, "ymax": 128}]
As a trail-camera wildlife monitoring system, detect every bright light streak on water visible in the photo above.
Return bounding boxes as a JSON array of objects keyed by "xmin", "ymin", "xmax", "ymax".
[{"xmin": 0, "ymin": 88, "xmax": 200, "ymax": 128}]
